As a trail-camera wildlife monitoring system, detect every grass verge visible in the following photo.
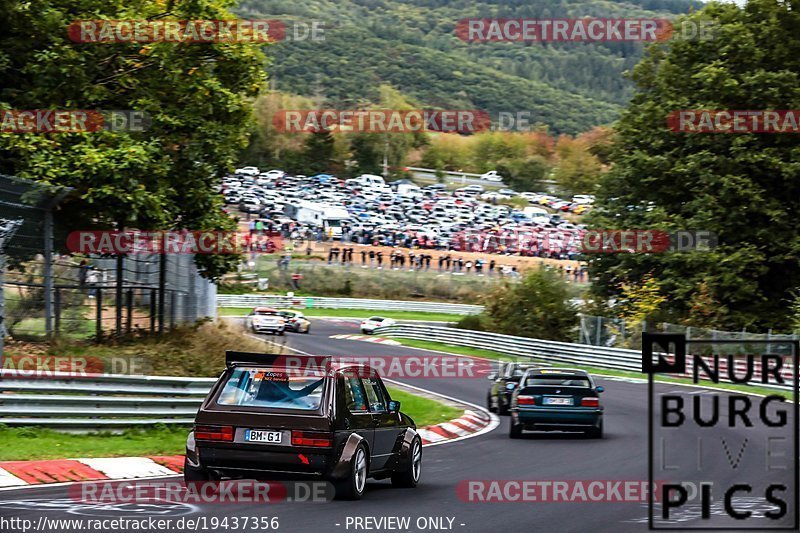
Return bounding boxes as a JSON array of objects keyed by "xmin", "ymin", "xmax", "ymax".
[
  {"xmin": 386, "ymin": 387, "xmax": 464, "ymax": 427},
  {"xmin": 390, "ymin": 338, "xmax": 793, "ymax": 400},
  {"xmin": 0, "ymin": 424, "xmax": 190, "ymax": 461},
  {"xmin": 0, "ymin": 387, "xmax": 463, "ymax": 461},
  {"xmin": 218, "ymin": 307, "xmax": 460, "ymax": 322},
  {"xmin": 3, "ymin": 321, "xmax": 272, "ymax": 378}
]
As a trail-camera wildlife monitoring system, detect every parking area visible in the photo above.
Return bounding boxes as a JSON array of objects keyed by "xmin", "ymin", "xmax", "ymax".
[{"xmin": 223, "ymin": 168, "xmax": 594, "ymax": 265}]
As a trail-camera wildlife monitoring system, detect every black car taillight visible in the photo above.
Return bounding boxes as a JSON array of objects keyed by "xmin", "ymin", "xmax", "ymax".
[
  {"xmin": 291, "ymin": 430, "xmax": 333, "ymax": 447},
  {"xmin": 195, "ymin": 425, "xmax": 234, "ymax": 442},
  {"xmin": 581, "ymin": 397, "xmax": 600, "ymax": 407}
]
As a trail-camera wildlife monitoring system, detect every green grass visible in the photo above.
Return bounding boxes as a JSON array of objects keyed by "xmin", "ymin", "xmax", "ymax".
[
  {"xmin": 390, "ymin": 338, "xmax": 794, "ymax": 400},
  {"xmin": 0, "ymin": 424, "xmax": 190, "ymax": 461},
  {"xmin": 386, "ymin": 387, "xmax": 464, "ymax": 427},
  {"xmin": 10, "ymin": 317, "xmax": 96, "ymax": 340},
  {"xmin": 218, "ymin": 307, "xmax": 460, "ymax": 322},
  {"xmin": 0, "ymin": 388, "xmax": 463, "ymax": 461}
]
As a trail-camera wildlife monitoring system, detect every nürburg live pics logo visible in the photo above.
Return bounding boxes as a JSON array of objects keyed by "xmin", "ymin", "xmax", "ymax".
[{"xmin": 643, "ymin": 333, "xmax": 798, "ymax": 530}]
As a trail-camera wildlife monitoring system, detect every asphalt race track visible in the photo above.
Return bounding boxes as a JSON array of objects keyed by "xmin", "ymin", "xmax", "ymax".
[{"xmin": 0, "ymin": 318, "xmax": 795, "ymax": 532}]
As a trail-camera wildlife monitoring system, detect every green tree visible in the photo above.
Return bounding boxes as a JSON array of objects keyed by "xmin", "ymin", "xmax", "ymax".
[
  {"xmin": 477, "ymin": 269, "xmax": 577, "ymax": 341},
  {"xmin": 0, "ymin": 0, "xmax": 268, "ymax": 279},
  {"xmin": 552, "ymin": 136, "xmax": 604, "ymax": 196},
  {"xmin": 588, "ymin": 0, "xmax": 800, "ymax": 331},
  {"xmin": 502, "ymin": 155, "xmax": 549, "ymax": 192},
  {"xmin": 300, "ymin": 131, "xmax": 336, "ymax": 175}
]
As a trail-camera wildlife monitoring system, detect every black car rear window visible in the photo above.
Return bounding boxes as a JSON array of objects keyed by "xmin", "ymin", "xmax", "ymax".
[
  {"xmin": 217, "ymin": 367, "xmax": 325, "ymax": 410},
  {"xmin": 525, "ymin": 376, "xmax": 591, "ymax": 388}
]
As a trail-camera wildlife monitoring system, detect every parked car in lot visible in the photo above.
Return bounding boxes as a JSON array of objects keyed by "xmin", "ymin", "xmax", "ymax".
[
  {"xmin": 509, "ymin": 368, "xmax": 604, "ymax": 438},
  {"xmin": 184, "ymin": 351, "xmax": 423, "ymax": 500},
  {"xmin": 278, "ymin": 310, "xmax": 311, "ymax": 333},
  {"xmin": 360, "ymin": 316, "xmax": 397, "ymax": 334},
  {"xmin": 486, "ymin": 362, "xmax": 540, "ymax": 415},
  {"xmin": 247, "ymin": 307, "xmax": 286, "ymax": 335}
]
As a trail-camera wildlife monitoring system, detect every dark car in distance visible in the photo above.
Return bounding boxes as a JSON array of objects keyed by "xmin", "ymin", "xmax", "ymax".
[
  {"xmin": 509, "ymin": 368, "xmax": 604, "ymax": 438},
  {"xmin": 185, "ymin": 351, "xmax": 422, "ymax": 500},
  {"xmin": 486, "ymin": 362, "xmax": 540, "ymax": 415}
]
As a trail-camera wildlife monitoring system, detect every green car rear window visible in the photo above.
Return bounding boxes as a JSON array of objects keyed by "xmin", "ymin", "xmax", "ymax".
[{"xmin": 525, "ymin": 376, "xmax": 591, "ymax": 388}]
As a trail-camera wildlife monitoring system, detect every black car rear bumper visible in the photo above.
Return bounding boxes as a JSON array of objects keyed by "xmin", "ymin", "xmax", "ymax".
[{"xmin": 195, "ymin": 446, "xmax": 332, "ymax": 477}]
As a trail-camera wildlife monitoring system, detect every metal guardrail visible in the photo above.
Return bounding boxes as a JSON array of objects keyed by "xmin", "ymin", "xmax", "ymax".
[
  {"xmin": 0, "ymin": 370, "xmax": 215, "ymax": 429},
  {"xmin": 373, "ymin": 324, "xmax": 795, "ymax": 391},
  {"xmin": 217, "ymin": 295, "xmax": 483, "ymax": 315}
]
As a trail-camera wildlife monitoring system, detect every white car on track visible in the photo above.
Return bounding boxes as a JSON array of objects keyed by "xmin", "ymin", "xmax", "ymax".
[
  {"xmin": 481, "ymin": 170, "xmax": 503, "ymax": 182},
  {"xmin": 360, "ymin": 316, "xmax": 397, "ymax": 334},
  {"xmin": 247, "ymin": 307, "xmax": 286, "ymax": 335}
]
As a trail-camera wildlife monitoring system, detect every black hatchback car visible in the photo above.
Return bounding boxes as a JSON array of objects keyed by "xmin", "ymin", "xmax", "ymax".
[
  {"xmin": 486, "ymin": 362, "xmax": 540, "ymax": 415},
  {"xmin": 185, "ymin": 351, "xmax": 422, "ymax": 500}
]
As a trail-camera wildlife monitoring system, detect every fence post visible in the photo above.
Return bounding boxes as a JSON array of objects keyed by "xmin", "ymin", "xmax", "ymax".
[
  {"xmin": 43, "ymin": 208, "xmax": 54, "ymax": 338},
  {"xmin": 621, "ymin": 319, "xmax": 627, "ymax": 345},
  {"xmin": 95, "ymin": 288, "xmax": 103, "ymax": 342},
  {"xmin": 115, "ymin": 254, "xmax": 124, "ymax": 336},
  {"xmin": 595, "ymin": 315, "xmax": 602, "ymax": 346},
  {"xmin": 170, "ymin": 291, "xmax": 176, "ymax": 329},
  {"xmin": 54, "ymin": 288, "xmax": 61, "ymax": 335},
  {"xmin": 158, "ymin": 254, "xmax": 166, "ymax": 334},
  {"xmin": 126, "ymin": 289, "xmax": 133, "ymax": 333},
  {"xmin": 150, "ymin": 288, "xmax": 156, "ymax": 333},
  {"xmin": 766, "ymin": 328, "xmax": 772, "ymax": 354}
]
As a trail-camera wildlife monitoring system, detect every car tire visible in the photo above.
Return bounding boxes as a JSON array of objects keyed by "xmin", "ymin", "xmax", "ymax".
[
  {"xmin": 277, "ymin": 330, "xmax": 285, "ymax": 336},
  {"xmin": 303, "ymin": 326, "xmax": 310, "ymax": 334},
  {"xmin": 391, "ymin": 438, "xmax": 422, "ymax": 488},
  {"xmin": 487, "ymin": 393, "xmax": 497, "ymax": 414},
  {"xmin": 587, "ymin": 421, "xmax": 603, "ymax": 439},
  {"xmin": 183, "ymin": 458, "xmax": 215, "ymax": 483},
  {"xmin": 509, "ymin": 421, "xmax": 523, "ymax": 439},
  {"xmin": 498, "ymin": 401, "xmax": 509, "ymax": 416},
  {"xmin": 334, "ymin": 444, "xmax": 369, "ymax": 500}
]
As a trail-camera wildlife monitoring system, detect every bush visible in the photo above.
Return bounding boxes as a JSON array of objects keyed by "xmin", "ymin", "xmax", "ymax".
[
  {"xmin": 479, "ymin": 269, "xmax": 577, "ymax": 341},
  {"xmin": 455, "ymin": 314, "xmax": 485, "ymax": 332}
]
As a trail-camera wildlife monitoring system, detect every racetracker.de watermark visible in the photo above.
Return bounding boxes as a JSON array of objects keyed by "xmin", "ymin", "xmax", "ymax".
[
  {"xmin": 0, "ymin": 110, "xmax": 150, "ymax": 133},
  {"xmin": 272, "ymin": 110, "xmax": 491, "ymax": 133},
  {"xmin": 668, "ymin": 110, "xmax": 800, "ymax": 133},
  {"xmin": 454, "ymin": 18, "xmax": 715, "ymax": 42},
  {"xmin": 66, "ymin": 230, "xmax": 283, "ymax": 255},
  {"xmin": 457, "ymin": 480, "xmax": 661, "ymax": 502},
  {"xmin": 69, "ymin": 480, "xmax": 333, "ymax": 504},
  {"xmin": 250, "ymin": 355, "xmax": 492, "ymax": 380},
  {"xmin": 67, "ymin": 19, "xmax": 324, "ymax": 43},
  {"xmin": 2, "ymin": 355, "xmax": 151, "ymax": 377},
  {"xmin": 454, "ymin": 229, "xmax": 717, "ymax": 254}
]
